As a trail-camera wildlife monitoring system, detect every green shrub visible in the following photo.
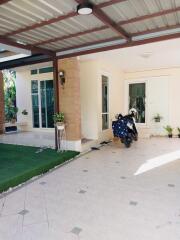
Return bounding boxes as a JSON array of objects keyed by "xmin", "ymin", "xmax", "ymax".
[
  {"xmin": 53, "ymin": 112, "xmax": 65, "ymax": 123},
  {"xmin": 164, "ymin": 125, "xmax": 173, "ymax": 134}
]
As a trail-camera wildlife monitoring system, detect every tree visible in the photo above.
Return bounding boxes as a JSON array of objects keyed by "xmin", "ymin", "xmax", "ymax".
[{"xmin": 3, "ymin": 70, "xmax": 18, "ymax": 122}]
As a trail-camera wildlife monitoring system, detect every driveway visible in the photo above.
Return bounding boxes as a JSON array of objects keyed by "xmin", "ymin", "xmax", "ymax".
[{"xmin": 0, "ymin": 138, "xmax": 180, "ymax": 240}]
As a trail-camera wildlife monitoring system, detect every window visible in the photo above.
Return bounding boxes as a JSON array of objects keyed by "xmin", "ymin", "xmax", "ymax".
[
  {"xmin": 39, "ymin": 67, "xmax": 53, "ymax": 74},
  {"xmin": 31, "ymin": 67, "xmax": 53, "ymax": 75},
  {"xmin": 129, "ymin": 83, "xmax": 146, "ymax": 123},
  {"xmin": 31, "ymin": 69, "xmax": 38, "ymax": 75},
  {"xmin": 102, "ymin": 75, "xmax": 109, "ymax": 130}
]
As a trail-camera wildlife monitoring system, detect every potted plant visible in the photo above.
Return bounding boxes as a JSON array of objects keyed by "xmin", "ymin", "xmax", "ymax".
[
  {"xmin": 164, "ymin": 125, "xmax": 173, "ymax": 138},
  {"xmin": 53, "ymin": 112, "xmax": 65, "ymax": 127},
  {"xmin": 177, "ymin": 127, "xmax": 180, "ymax": 138},
  {"xmin": 153, "ymin": 113, "xmax": 162, "ymax": 122}
]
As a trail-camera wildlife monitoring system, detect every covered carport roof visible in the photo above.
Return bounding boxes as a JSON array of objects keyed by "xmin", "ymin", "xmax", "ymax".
[{"xmin": 1, "ymin": 0, "xmax": 180, "ymax": 68}]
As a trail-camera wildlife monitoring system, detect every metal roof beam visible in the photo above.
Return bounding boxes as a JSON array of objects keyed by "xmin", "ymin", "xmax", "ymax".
[
  {"xmin": 0, "ymin": 37, "xmax": 55, "ymax": 56},
  {"xmin": 132, "ymin": 24, "xmax": 180, "ymax": 37},
  {"xmin": 21, "ymin": 5, "xmax": 180, "ymax": 47},
  {"xmin": 0, "ymin": 54, "xmax": 52, "ymax": 70},
  {"xmin": 37, "ymin": 24, "xmax": 180, "ymax": 48},
  {"xmin": 56, "ymin": 37, "xmax": 120, "ymax": 53},
  {"xmin": 55, "ymin": 23, "xmax": 180, "ymax": 56},
  {"xmin": 4, "ymin": 12, "xmax": 77, "ymax": 37},
  {"xmin": 97, "ymin": 0, "xmax": 127, "ymax": 8},
  {"xmin": 57, "ymin": 32, "xmax": 180, "ymax": 59},
  {"xmin": 0, "ymin": 0, "xmax": 11, "ymax": 5},
  {"xmin": 36, "ymin": 26, "xmax": 108, "ymax": 46},
  {"xmin": 3, "ymin": 0, "xmax": 127, "ymax": 37},
  {"xmin": 119, "ymin": 6, "xmax": 180, "ymax": 26},
  {"xmin": 75, "ymin": 0, "xmax": 129, "ymax": 40}
]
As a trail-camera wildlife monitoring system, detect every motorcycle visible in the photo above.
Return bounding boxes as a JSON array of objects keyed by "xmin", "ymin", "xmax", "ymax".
[{"xmin": 112, "ymin": 109, "xmax": 138, "ymax": 148}]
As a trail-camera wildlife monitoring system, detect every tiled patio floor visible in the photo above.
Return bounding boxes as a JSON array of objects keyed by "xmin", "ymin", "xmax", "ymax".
[
  {"xmin": 0, "ymin": 131, "xmax": 55, "ymax": 148},
  {"xmin": 0, "ymin": 138, "xmax": 180, "ymax": 240}
]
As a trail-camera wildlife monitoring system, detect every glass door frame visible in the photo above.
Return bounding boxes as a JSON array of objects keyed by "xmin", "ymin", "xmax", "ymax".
[
  {"xmin": 31, "ymin": 79, "xmax": 54, "ymax": 130},
  {"xmin": 38, "ymin": 80, "xmax": 42, "ymax": 129},
  {"xmin": 125, "ymin": 78, "xmax": 148, "ymax": 127}
]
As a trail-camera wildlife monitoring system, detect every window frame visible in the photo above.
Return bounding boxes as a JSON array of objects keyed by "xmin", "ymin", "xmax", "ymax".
[
  {"xmin": 31, "ymin": 79, "xmax": 54, "ymax": 129},
  {"xmin": 101, "ymin": 74, "xmax": 110, "ymax": 131},
  {"xmin": 125, "ymin": 78, "xmax": 148, "ymax": 127}
]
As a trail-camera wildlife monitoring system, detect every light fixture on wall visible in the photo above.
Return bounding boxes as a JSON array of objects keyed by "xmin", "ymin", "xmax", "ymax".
[
  {"xmin": 59, "ymin": 70, "xmax": 66, "ymax": 88},
  {"xmin": 77, "ymin": 1, "xmax": 93, "ymax": 15}
]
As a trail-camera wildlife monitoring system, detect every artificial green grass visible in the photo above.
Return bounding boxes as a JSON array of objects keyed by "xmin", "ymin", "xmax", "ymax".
[{"xmin": 0, "ymin": 144, "xmax": 79, "ymax": 193}]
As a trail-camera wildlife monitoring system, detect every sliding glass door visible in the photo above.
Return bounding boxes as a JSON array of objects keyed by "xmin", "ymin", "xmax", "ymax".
[
  {"xmin": 40, "ymin": 80, "xmax": 54, "ymax": 128},
  {"xmin": 31, "ymin": 80, "xmax": 40, "ymax": 128},
  {"xmin": 31, "ymin": 80, "xmax": 54, "ymax": 128}
]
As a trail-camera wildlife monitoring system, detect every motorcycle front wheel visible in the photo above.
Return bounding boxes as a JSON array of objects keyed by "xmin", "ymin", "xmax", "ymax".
[{"xmin": 124, "ymin": 139, "xmax": 131, "ymax": 148}]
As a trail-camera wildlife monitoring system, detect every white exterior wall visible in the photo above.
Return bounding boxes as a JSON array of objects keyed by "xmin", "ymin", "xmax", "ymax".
[
  {"xmin": 16, "ymin": 70, "xmax": 32, "ymax": 131},
  {"xmin": 15, "ymin": 64, "xmax": 53, "ymax": 132},
  {"xmin": 80, "ymin": 60, "xmax": 180, "ymax": 139},
  {"xmin": 124, "ymin": 68, "xmax": 180, "ymax": 136},
  {"xmin": 80, "ymin": 60, "xmax": 99, "ymax": 140},
  {"xmin": 80, "ymin": 59, "xmax": 124, "ymax": 141},
  {"xmin": 97, "ymin": 60, "xmax": 125, "ymax": 141}
]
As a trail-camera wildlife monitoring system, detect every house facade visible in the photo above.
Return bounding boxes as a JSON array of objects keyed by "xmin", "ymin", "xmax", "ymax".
[
  {"xmin": 1, "ymin": 48, "xmax": 180, "ymax": 151},
  {"xmin": 15, "ymin": 58, "xmax": 82, "ymax": 151}
]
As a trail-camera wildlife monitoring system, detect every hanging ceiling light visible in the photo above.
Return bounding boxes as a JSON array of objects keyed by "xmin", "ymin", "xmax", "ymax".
[{"xmin": 77, "ymin": 2, "xmax": 93, "ymax": 15}]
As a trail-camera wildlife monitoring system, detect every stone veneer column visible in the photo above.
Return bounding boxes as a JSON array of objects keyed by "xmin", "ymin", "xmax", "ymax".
[
  {"xmin": 0, "ymin": 71, "xmax": 4, "ymax": 134},
  {"xmin": 58, "ymin": 57, "xmax": 81, "ymax": 141}
]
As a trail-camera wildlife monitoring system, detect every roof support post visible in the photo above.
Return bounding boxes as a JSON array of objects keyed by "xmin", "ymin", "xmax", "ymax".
[
  {"xmin": 53, "ymin": 58, "xmax": 60, "ymax": 150},
  {"xmin": 0, "ymin": 71, "xmax": 5, "ymax": 134}
]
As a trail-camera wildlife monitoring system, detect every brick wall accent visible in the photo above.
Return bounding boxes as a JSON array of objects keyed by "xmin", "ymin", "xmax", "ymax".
[
  {"xmin": 58, "ymin": 58, "xmax": 81, "ymax": 141},
  {"xmin": 0, "ymin": 71, "xmax": 4, "ymax": 134}
]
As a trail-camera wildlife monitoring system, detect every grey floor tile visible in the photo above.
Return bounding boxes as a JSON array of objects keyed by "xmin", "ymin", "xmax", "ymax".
[
  {"xmin": 18, "ymin": 209, "xmax": 29, "ymax": 216},
  {"xmin": 120, "ymin": 176, "xmax": 126, "ymax": 179},
  {"xmin": 129, "ymin": 201, "xmax": 138, "ymax": 206},
  {"xmin": 39, "ymin": 181, "xmax": 47, "ymax": 185},
  {"xmin": 168, "ymin": 184, "xmax": 175, "ymax": 187},
  {"xmin": 79, "ymin": 190, "xmax": 86, "ymax": 194},
  {"xmin": 71, "ymin": 227, "xmax": 82, "ymax": 235}
]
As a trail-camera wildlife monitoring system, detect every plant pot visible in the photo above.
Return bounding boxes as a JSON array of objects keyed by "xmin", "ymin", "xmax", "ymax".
[
  {"xmin": 178, "ymin": 134, "xmax": 180, "ymax": 138},
  {"xmin": 55, "ymin": 122, "xmax": 65, "ymax": 130},
  {"xmin": 154, "ymin": 118, "xmax": 160, "ymax": 122},
  {"xmin": 56, "ymin": 122, "xmax": 64, "ymax": 126},
  {"xmin": 168, "ymin": 134, "xmax": 173, "ymax": 138}
]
